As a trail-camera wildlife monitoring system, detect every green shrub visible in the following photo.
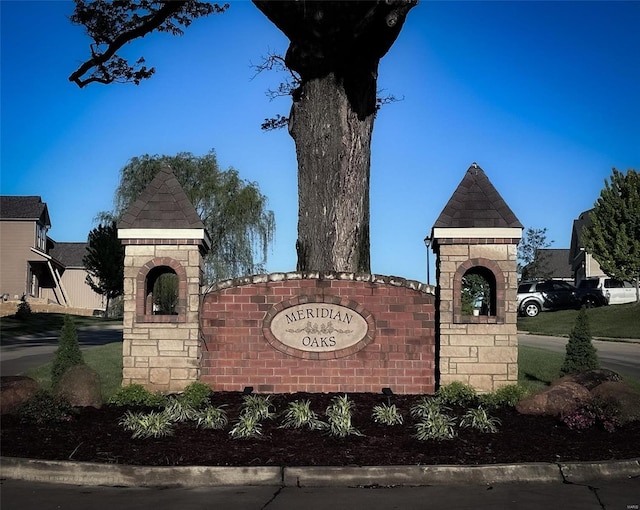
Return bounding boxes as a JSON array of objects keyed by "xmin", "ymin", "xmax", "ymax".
[
  {"xmin": 480, "ymin": 384, "xmax": 529, "ymax": 409},
  {"xmin": 560, "ymin": 307, "xmax": 599, "ymax": 376},
  {"xmin": 18, "ymin": 390, "xmax": 73, "ymax": 424},
  {"xmin": 15, "ymin": 296, "xmax": 32, "ymax": 321},
  {"xmin": 410, "ymin": 396, "xmax": 448, "ymax": 420},
  {"xmin": 414, "ymin": 412, "xmax": 457, "ymax": 441},
  {"xmin": 229, "ymin": 412, "xmax": 263, "ymax": 439},
  {"xmin": 119, "ymin": 410, "xmax": 174, "ymax": 439},
  {"xmin": 194, "ymin": 405, "xmax": 228, "ymax": 430},
  {"xmin": 163, "ymin": 396, "xmax": 197, "ymax": 422},
  {"xmin": 241, "ymin": 394, "xmax": 275, "ymax": 421},
  {"xmin": 51, "ymin": 316, "xmax": 84, "ymax": 388},
  {"xmin": 436, "ymin": 382, "xmax": 477, "ymax": 406},
  {"xmin": 280, "ymin": 400, "xmax": 326, "ymax": 431},
  {"xmin": 325, "ymin": 394, "xmax": 362, "ymax": 438},
  {"xmin": 371, "ymin": 403, "xmax": 404, "ymax": 425},
  {"xmin": 179, "ymin": 381, "xmax": 212, "ymax": 409},
  {"xmin": 108, "ymin": 384, "xmax": 166, "ymax": 407},
  {"xmin": 460, "ymin": 406, "xmax": 501, "ymax": 433}
]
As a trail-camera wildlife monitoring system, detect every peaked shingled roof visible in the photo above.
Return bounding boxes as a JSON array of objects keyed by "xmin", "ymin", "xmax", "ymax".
[
  {"xmin": 118, "ymin": 165, "xmax": 205, "ymax": 230},
  {"xmin": 0, "ymin": 196, "xmax": 51, "ymax": 226},
  {"xmin": 433, "ymin": 164, "xmax": 522, "ymax": 229}
]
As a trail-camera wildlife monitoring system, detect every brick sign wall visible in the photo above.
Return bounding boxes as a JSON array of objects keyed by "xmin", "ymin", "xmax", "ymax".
[{"xmin": 200, "ymin": 273, "xmax": 436, "ymax": 394}]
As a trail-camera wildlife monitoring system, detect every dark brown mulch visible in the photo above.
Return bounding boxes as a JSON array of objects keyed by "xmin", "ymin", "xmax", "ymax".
[{"xmin": 1, "ymin": 392, "xmax": 639, "ymax": 467}]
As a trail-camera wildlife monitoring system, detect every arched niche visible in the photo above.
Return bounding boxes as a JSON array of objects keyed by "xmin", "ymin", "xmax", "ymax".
[
  {"xmin": 136, "ymin": 257, "xmax": 187, "ymax": 323},
  {"xmin": 453, "ymin": 257, "xmax": 506, "ymax": 324}
]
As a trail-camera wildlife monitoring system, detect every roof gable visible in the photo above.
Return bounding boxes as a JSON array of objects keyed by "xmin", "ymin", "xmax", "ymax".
[
  {"xmin": 117, "ymin": 165, "xmax": 204, "ymax": 230},
  {"xmin": 0, "ymin": 196, "xmax": 51, "ymax": 227},
  {"xmin": 433, "ymin": 164, "xmax": 522, "ymax": 229}
]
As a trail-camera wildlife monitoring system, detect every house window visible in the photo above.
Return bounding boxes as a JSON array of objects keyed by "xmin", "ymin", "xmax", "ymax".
[{"xmin": 453, "ymin": 258, "xmax": 506, "ymax": 324}]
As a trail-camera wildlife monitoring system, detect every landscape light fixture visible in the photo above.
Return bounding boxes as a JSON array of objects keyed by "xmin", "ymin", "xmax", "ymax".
[
  {"xmin": 381, "ymin": 388, "xmax": 394, "ymax": 396},
  {"xmin": 423, "ymin": 236, "xmax": 432, "ymax": 285},
  {"xmin": 243, "ymin": 386, "xmax": 254, "ymax": 395}
]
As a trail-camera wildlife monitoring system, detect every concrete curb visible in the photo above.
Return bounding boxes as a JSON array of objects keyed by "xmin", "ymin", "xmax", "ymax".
[{"xmin": 1, "ymin": 457, "xmax": 638, "ymax": 488}]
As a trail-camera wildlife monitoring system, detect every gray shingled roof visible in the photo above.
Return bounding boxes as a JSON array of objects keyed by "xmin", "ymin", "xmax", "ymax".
[
  {"xmin": 433, "ymin": 164, "xmax": 522, "ymax": 229},
  {"xmin": 0, "ymin": 196, "xmax": 51, "ymax": 227},
  {"xmin": 49, "ymin": 242, "xmax": 88, "ymax": 268},
  {"xmin": 118, "ymin": 165, "xmax": 205, "ymax": 230},
  {"xmin": 531, "ymin": 248, "xmax": 573, "ymax": 279}
]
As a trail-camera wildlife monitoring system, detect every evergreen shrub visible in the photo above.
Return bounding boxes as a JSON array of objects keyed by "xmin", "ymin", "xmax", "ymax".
[
  {"xmin": 560, "ymin": 307, "xmax": 599, "ymax": 376},
  {"xmin": 51, "ymin": 316, "xmax": 84, "ymax": 388}
]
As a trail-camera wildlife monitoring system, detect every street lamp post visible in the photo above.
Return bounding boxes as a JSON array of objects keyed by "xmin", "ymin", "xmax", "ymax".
[{"xmin": 423, "ymin": 236, "xmax": 431, "ymax": 285}]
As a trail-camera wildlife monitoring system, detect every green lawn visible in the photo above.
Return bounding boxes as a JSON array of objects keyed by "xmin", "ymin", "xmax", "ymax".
[{"xmin": 518, "ymin": 302, "xmax": 640, "ymax": 339}]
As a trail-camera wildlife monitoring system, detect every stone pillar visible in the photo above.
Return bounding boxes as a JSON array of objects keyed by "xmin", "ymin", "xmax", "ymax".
[{"xmin": 433, "ymin": 240, "xmax": 520, "ymax": 392}]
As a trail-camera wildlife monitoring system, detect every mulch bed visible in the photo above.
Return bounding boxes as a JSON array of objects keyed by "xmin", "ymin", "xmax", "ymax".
[{"xmin": 2, "ymin": 392, "xmax": 639, "ymax": 467}]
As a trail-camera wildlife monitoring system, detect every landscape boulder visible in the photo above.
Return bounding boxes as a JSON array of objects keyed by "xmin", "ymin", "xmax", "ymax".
[
  {"xmin": 552, "ymin": 369, "xmax": 622, "ymax": 391},
  {"xmin": 0, "ymin": 376, "xmax": 40, "ymax": 414},
  {"xmin": 56, "ymin": 365, "xmax": 103, "ymax": 408},
  {"xmin": 590, "ymin": 381, "xmax": 640, "ymax": 425},
  {"xmin": 516, "ymin": 381, "xmax": 590, "ymax": 416}
]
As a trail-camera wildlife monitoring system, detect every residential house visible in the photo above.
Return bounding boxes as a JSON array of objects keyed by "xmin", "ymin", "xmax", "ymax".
[
  {"xmin": 525, "ymin": 248, "xmax": 573, "ymax": 281},
  {"xmin": 569, "ymin": 209, "xmax": 606, "ymax": 284},
  {"xmin": 0, "ymin": 196, "xmax": 104, "ymax": 311}
]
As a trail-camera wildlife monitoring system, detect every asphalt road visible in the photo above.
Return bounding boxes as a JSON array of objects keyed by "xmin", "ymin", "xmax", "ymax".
[{"xmin": 518, "ymin": 334, "xmax": 640, "ymax": 380}]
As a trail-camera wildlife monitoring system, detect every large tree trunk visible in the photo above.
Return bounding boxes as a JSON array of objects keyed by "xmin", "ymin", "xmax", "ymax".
[
  {"xmin": 292, "ymin": 69, "xmax": 375, "ymax": 272},
  {"xmin": 253, "ymin": 0, "xmax": 416, "ymax": 273}
]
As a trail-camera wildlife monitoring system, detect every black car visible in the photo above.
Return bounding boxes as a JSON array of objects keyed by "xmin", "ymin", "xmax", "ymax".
[{"xmin": 517, "ymin": 280, "xmax": 607, "ymax": 317}]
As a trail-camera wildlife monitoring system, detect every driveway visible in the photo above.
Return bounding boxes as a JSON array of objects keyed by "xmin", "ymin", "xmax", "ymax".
[{"xmin": 518, "ymin": 334, "xmax": 640, "ymax": 380}]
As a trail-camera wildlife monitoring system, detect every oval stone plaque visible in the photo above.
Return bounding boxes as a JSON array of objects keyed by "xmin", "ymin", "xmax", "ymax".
[{"xmin": 267, "ymin": 301, "xmax": 371, "ymax": 357}]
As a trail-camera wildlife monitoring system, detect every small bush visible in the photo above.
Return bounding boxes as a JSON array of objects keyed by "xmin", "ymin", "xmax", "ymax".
[
  {"xmin": 280, "ymin": 400, "xmax": 326, "ymax": 431},
  {"xmin": 15, "ymin": 296, "xmax": 32, "ymax": 321},
  {"xmin": 560, "ymin": 307, "xmax": 599, "ymax": 376},
  {"xmin": 460, "ymin": 406, "xmax": 501, "ymax": 433},
  {"xmin": 51, "ymin": 316, "xmax": 84, "ymax": 388},
  {"xmin": 18, "ymin": 390, "xmax": 73, "ymax": 424},
  {"xmin": 372, "ymin": 403, "xmax": 404, "ymax": 426},
  {"xmin": 119, "ymin": 410, "xmax": 174, "ymax": 439},
  {"xmin": 179, "ymin": 382, "xmax": 212, "ymax": 409},
  {"xmin": 436, "ymin": 382, "xmax": 477, "ymax": 406},
  {"xmin": 410, "ymin": 396, "xmax": 448, "ymax": 420},
  {"xmin": 414, "ymin": 412, "xmax": 457, "ymax": 441},
  {"xmin": 241, "ymin": 394, "xmax": 275, "ymax": 421},
  {"xmin": 194, "ymin": 405, "xmax": 228, "ymax": 430},
  {"xmin": 163, "ymin": 396, "xmax": 197, "ymax": 422},
  {"xmin": 480, "ymin": 385, "xmax": 529, "ymax": 409},
  {"xmin": 325, "ymin": 394, "xmax": 362, "ymax": 438},
  {"xmin": 229, "ymin": 412, "xmax": 263, "ymax": 439},
  {"xmin": 108, "ymin": 384, "xmax": 166, "ymax": 407},
  {"xmin": 562, "ymin": 397, "xmax": 620, "ymax": 432}
]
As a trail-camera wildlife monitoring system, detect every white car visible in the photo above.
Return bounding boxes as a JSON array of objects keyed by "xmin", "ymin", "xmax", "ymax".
[{"xmin": 577, "ymin": 277, "xmax": 638, "ymax": 305}]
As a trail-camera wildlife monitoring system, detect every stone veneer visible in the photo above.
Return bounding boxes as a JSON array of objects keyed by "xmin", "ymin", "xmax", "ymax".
[
  {"xmin": 120, "ymin": 240, "xmax": 205, "ymax": 392},
  {"xmin": 200, "ymin": 272, "xmax": 436, "ymax": 394},
  {"xmin": 435, "ymin": 239, "xmax": 520, "ymax": 392}
]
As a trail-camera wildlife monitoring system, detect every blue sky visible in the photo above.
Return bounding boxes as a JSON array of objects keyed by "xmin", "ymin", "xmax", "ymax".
[{"xmin": 2, "ymin": 1, "xmax": 639, "ymax": 283}]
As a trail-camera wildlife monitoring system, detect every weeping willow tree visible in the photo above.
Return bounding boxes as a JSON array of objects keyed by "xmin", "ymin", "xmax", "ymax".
[{"xmin": 100, "ymin": 150, "xmax": 275, "ymax": 283}]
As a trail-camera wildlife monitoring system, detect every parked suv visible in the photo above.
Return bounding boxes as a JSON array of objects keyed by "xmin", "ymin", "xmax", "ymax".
[
  {"xmin": 578, "ymin": 277, "xmax": 637, "ymax": 305},
  {"xmin": 517, "ymin": 280, "xmax": 607, "ymax": 318}
]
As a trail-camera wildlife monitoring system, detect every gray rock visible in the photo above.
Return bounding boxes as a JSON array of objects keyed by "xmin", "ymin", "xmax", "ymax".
[
  {"xmin": 516, "ymin": 381, "xmax": 591, "ymax": 416},
  {"xmin": 590, "ymin": 381, "xmax": 640, "ymax": 425},
  {"xmin": 0, "ymin": 376, "xmax": 40, "ymax": 414},
  {"xmin": 56, "ymin": 365, "xmax": 103, "ymax": 408},
  {"xmin": 553, "ymin": 369, "xmax": 622, "ymax": 391}
]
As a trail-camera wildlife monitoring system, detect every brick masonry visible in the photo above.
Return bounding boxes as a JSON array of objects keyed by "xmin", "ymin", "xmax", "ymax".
[{"xmin": 200, "ymin": 273, "xmax": 436, "ymax": 394}]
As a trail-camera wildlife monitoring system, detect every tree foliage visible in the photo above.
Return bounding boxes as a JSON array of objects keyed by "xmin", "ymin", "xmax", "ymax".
[
  {"xmin": 560, "ymin": 307, "xmax": 599, "ymax": 376},
  {"xmin": 105, "ymin": 150, "xmax": 275, "ymax": 283},
  {"xmin": 518, "ymin": 227, "xmax": 553, "ymax": 280},
  {"xmin": 461, "ymin": 273, "xmax": 490, "ymax": 315},
  {"xmin": 583, "ymin": 168, "xmax": 640, "ymax": 302},
  {"xmin": 51, "ymin": 316, "xmax": 85, "ymax": 388},
  {"xmin": 83, "ymin": 221, "xmax": 125, "ymax": 315},
  {"xmin": 69, "ymin": 0, "xmax": 416, "ymax": 274}
]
